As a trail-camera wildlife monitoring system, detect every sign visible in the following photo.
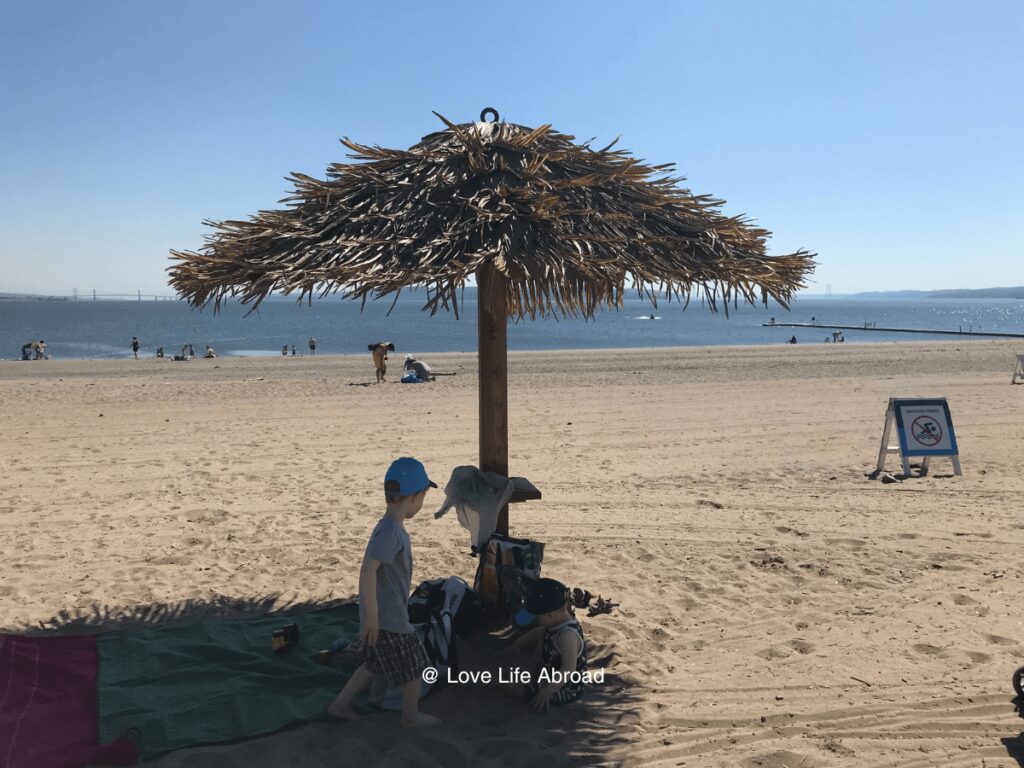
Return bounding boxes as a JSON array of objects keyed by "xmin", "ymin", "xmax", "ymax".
[{"xmin": 877, "ymin": 397, "xmax": 961, "ymax": 477}]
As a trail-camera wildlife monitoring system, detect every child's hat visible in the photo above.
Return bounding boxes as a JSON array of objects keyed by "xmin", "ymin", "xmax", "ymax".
[
  {"xmin": 384, "ymin": 457, "xmax": 438, "ymax": 496},
  {"xmin": 514, "ymin": 578, "xmax": 569, "ymax": 626}
]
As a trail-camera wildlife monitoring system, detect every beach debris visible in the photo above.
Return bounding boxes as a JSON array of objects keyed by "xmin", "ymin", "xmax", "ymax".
[
  {"xmin": 698, "ymin": 498, "xmax": 724, "ymax": 509},
  {"xmin": 571, "ymin": 588, "xmax": 592, "ymax": 609},
  {"xmin": 752, "ymin": 553, "xmax": 787, "ymax": 570},
  {"xmin": 587, "ymin": 596, "xmax": 618, "ymax": 617},
  {"xmin": 880, "ymin": 472, "xmax": 901, "ymax": 484}
]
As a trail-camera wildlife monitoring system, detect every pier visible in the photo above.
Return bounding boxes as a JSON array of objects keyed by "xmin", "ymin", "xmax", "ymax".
[{"xmin": 764, "ymin": 322, "xmax": 1024, "ymax": 339}]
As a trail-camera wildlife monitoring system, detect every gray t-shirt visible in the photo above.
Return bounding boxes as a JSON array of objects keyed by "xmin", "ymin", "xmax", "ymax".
[{"xmin": 359, "ymin": 517, "xmax": 414, "ymax": 634}]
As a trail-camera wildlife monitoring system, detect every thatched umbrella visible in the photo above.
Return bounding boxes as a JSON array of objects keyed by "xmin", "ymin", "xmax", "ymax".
[{"xmin": 170, "ymin": 108, "xmax": 814, "ymax": 533}]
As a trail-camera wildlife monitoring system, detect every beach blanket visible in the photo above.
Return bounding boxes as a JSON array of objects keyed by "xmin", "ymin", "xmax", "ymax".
[
  {"xmin": 0, "ymin": 635, "xmax": 136, "ymax": 768},
  {"xmin": 1, "ymin": 604, "xmax": 361, "ymax": 766},
  {"xmin": 97, "ymin": 604, "xmax": 361, "ymax": 758}
]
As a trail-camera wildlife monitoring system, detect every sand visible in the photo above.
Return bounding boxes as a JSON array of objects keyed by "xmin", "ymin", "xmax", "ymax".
[{"xmin": 2, "ymin": 340, "xmax": 1023, "ymax": 767}]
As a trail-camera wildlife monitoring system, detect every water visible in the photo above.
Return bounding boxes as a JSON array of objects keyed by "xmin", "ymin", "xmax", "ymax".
[{"xmin": 2, "ymin": 292, "xmax": 1023, "ymax": 360}]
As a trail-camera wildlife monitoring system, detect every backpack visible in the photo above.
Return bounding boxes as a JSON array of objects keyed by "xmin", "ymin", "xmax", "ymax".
[
  {"xmin": 473, "ymin": 533, "xmax": 545, "ymax": 622},
  {"xmin": 407, "ymin": 576, "xmax": 483, "ymax": 637},
  {"xmin": 376, "ymin": 576, "xmax": 481, "ymax": 709}
]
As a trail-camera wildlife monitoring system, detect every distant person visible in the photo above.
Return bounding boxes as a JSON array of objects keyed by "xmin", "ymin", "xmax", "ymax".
[
  {"xmin": 788, "ymin": 335, "xmax": 798, "ymax": 344},
  {"xmin": 291, "ymin": 345, "xmax": 297, "ymax": 356},
  {"xmin": 35, "ymin": 340, "xmax": 46, "ymax": 360},
  {"xmin": 21, "ymin": 342, "xmax": 33, "ymax": 361},
  {"xmin": 769, "ymin": 317, "xmax": 776, "ymax": 325},
  {"xmin": 131, "ymin": 336, "xmax": 141, "ymax": 359},
  {"xmin": 309, "ymin": 336, "xmax": 317, "ymax": 355},
  {"xmin": 156, "ymin": 346, "xmax": 165, "ymax": 358},
  {"xmin": 369, "ymin": 342, "xmax": 395, "ymax": 383},
  {"xmin": 837, "ymin": 332, "xmax": 845, "ymax": 343},
  {"xmin": 204, "ymin": 345, "xmax": 217, "ymax": 359},
  {"xmin": 282, "ymin": 345, "xmax": 289, "ymax": 356},
  {"xmin": 403, "ymin": 354, "xmax": 433, "ymax": 382}
]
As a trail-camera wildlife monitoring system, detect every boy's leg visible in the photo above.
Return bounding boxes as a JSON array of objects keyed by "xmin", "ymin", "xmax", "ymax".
[
  {"xmin": 327, "ymin": 664, "xmax": 375, "ymax": 720},
  {"xmin": 399, "ymin": 678, "xmax": 440, "ymax": 728}
]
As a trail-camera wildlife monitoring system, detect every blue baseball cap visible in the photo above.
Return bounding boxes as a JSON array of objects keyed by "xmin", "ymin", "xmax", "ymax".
[
  {"xmin": 514, "ymin": 578, "xmax": 569, "ymax": 626},
  {"xmin": 384, "ymin": 457, "xmax": 437, "ymax": 496}
]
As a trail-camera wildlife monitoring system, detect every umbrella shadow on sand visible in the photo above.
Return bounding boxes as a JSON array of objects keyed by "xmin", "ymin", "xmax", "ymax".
[
  {"xmin": 14, "ymin": 596, "xmax": 644, "ymax": 767},
  {"xmin": 9, "ymin": 593, "xmax": 353, "ymax": 636}
]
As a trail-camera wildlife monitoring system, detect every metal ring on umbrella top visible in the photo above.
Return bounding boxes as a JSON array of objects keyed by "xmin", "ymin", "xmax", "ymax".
[{"xmin": 480, "ymin": 107, "xmax": 499, "ymax": 123}]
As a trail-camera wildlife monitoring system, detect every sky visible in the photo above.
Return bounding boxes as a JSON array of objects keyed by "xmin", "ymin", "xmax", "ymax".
[{"xmin": 0, "ymin": 0, "xmax": 1021, "ymax": 296}]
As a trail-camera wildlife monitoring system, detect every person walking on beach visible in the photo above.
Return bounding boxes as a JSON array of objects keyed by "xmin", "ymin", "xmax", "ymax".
[
  {"xmin": 282, "ymin": 345, "xmax": 289, "ymax": 356},
  {"xmin": 291, "ymin": 345, "xmax": 297, "ymax": 356},
  {"xmin": 327, "ymin": 457, "xmax": 439, "ymax": 728},
  {"xmin": 309, "ymin": 336, "xmax": 317, "ymax": 355},
  {"xmin": 131, "ymin": 336, "xmax": 141, "ymax": 359}
]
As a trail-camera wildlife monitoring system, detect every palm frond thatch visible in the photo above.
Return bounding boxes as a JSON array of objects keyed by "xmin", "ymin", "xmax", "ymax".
[{"xmin": 169, "ymin": 111, "xmax": 815, "ymax": 318}]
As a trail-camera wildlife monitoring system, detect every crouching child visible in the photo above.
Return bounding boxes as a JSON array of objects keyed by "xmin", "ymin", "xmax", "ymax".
[
  {"xmin": 511, "ymin": 578, "xmax": 589, "ymax": 711},
  {"xmin": 327, "ymin": 457, "xmax": 440, "ymax": 728}
]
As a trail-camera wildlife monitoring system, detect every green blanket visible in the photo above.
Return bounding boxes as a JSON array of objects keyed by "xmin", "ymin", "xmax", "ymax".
[{"xmin": 97, "ymin": 605, "xmax": 360, "ymax": 758}]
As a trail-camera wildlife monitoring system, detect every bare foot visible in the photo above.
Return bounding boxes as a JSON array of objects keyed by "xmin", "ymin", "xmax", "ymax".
[
  {"xmin": 401, "ymin": 712, "xmax": 441, "ymax": 728},
  {"xmin": 326, "ymin": 700, "xmax": 360, "ymax": 722}
]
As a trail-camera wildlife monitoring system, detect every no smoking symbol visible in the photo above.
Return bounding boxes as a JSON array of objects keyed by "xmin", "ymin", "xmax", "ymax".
[{"xmin": 911, "ymin": 415, "xmax": 943, "ymax": 447}]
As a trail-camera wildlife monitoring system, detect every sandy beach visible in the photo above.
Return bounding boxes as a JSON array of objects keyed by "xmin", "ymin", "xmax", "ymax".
[{"xmin": 2, "ymin": 340, "xmax": 1023, "ymax": 767}]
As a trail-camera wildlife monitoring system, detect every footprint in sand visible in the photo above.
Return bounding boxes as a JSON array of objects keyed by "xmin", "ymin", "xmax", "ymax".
[
  {"xmin": 825, "ymin": 537, "xmax": 866, "ymax": 548},
  {"xmin": 745, "ymin": 751, "xmax": 817, "ymax": 768},
  {"xmin": 983, "ymin": 633, "xmax": 1016, "ymax": 646},
  {"xmin": 789, "ymin": 638, "xmax": 814, "ymax": 654},
  {"xmin": 911, "ymin": 643, "xmax": 949, "ymax": 657}
]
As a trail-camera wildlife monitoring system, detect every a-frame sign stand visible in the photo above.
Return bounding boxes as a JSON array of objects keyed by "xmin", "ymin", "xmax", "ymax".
[
  {"xmin": 1012, "ymin": 354, "xmax": 1024, "ymax": 384},
  {"xmin": 877, "ymin": 397, "xmax": 962, "ymax": 478}
]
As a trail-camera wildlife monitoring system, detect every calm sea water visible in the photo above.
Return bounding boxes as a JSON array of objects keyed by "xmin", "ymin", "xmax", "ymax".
[{"xmin": 2, "ymin": 292, "xmax": 1023, "ymax": 360}]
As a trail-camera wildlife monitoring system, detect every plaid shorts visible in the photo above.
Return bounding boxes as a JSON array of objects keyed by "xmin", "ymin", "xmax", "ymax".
[{"xmin": 362, "ymin": 630, "xmax": 429, "ymax": 686}]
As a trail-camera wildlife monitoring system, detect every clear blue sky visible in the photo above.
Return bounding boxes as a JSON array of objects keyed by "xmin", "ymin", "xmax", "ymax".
[{"xmin": 1, "ymin": 0, "xmax": 1021, "ymax": 296}]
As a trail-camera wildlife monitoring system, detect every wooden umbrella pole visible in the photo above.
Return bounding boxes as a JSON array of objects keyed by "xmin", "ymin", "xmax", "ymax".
[{"xmin": 476, "ymin": 263, "xmax": 510, "ymax": 534}]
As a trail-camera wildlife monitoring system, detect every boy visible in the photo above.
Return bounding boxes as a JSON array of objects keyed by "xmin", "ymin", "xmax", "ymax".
[
  {"xmin": 327, "ymin": 457, "xmax": 440, "ymax": 727},
  {"xmin": 511, "ymin": 578, "xmax": 588, "ymax": 711}
]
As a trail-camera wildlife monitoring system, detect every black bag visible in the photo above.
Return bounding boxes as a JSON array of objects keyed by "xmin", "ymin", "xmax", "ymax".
[
  {"xmin": 473, "ymin": 533, "xmax": 544, "ymax": 621},
  {"xmin": 407, "ymin": 577, "xmax": 484, "ymax": 638}
]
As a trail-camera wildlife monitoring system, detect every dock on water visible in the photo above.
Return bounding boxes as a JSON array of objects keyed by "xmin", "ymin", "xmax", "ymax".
[{"xmin": 764, "ymin": 322, "xmax": 1024, "ymax": 339}]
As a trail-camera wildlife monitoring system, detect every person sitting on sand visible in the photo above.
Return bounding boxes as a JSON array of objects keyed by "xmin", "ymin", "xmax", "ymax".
[
  {"xmin": 509, "ymin": 578, "xmax": 588, "ymax": 711},
  {"xmin": 403, "ymin": 355, "xmax": 434, "ymax": 382},
  {"xmin": 327, "ymin": 457, "xmax": 440, "ymax": 728},
  {"xmin": 156, "ymin": 346, "xmax": 164, "ymax": 358},
  {"xmin": 787, "ymin": 335, "xmax": 798, "ymax": 344},
  {"xmin": 204, "ymin": 345, "xmax": 217, "ymax": 359}
]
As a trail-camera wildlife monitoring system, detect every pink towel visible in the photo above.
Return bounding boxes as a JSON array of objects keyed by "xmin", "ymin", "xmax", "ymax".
[{"xmin": 0, "ymin": 635, "xmax": 135, "ymax": 768}]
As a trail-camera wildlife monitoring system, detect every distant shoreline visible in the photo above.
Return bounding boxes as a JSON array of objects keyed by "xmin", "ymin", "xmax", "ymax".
[{"xmin": 4, "ymin": 285, "xmax": 1024, "ymax": 302}]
